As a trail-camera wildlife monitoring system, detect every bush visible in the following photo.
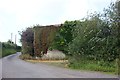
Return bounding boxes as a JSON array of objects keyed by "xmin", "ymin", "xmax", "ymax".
[
  {"xmin": 68, "ymin": 11, "xmax": 118, "ymax": 62},
  {"xmin": 19, "ymin": 53, "xmax": 33, "ymax": 60},
  {"xmin": 67, "ymin": 2, "xmax": 119, "ymax": 73},
  {"xmin": 2, "ymin": 48, "xmax": 16, "ymax": 57},
  {"xmin": 2, "ymin": 41, "xmax": 19, "ymax": 57},
  {"xmin": 20, "ymin": 28, "xmax": 34, "ymax": 56},
  {"xmin": 50, "ymin": 21, "xmax": 80, "ymax": 54}
]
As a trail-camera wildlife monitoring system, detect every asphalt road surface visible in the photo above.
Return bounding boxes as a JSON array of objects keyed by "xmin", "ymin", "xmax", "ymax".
[{"xmin": 1, "ymin": 52, "xmax": 118, "ymax": 78}]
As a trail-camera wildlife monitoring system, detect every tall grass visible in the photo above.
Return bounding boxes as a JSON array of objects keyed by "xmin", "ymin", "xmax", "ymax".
[
  {"xmin": 1, "ymin": 41, "xmax": 21, "ymax": 58},
  {"xmin": 68, "ymin": 57, "xmax": 117, "ymax": 74},
  {"xmin": 2, "ymin": 48, "xmax": 16, "ymax": 57}
]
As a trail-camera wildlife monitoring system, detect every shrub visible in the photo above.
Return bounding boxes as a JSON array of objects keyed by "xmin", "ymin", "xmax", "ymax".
[
  {"xmin": 19, "ymin": 53, "xmax": 33, "ymax": 60},
  {"xmin": 20, "ymin": 28, "xmax": 34, "ymax": 56},
  {"xmin": 1, "ymin": 41, "xmax": 20, "ymax": 57},
  {"xmin": 50, "ymin": 21, "xmax": 80, "ymax": 54}
]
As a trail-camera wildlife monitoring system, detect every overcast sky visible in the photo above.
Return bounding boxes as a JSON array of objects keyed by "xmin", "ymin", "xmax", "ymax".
[{"xmin": 0, "ymin": 0, "xmax": 115, "ymax": 46}]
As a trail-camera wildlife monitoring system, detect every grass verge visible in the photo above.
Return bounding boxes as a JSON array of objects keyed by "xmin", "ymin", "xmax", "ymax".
[
  {"xmin": 68, "ymin": 59, "xmax": 117, "ymax": 75},
  {"xmin": 19, "ymin": 54, "xmax": 117, "ymax": 75},
  {"xmin": 19, "ymin": 53, "xmax": 33, "ymax": 60},
  {"xmin": 2, "ymin": 48, "xmax": 16, "ymax": 57}
]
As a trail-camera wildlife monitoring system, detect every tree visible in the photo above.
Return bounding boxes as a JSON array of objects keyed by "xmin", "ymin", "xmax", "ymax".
[
  {"xmin": 68, "ymin": 15, "xmax": 101, "ymax": 59},
  {"xmin": 68, "ymin": 1, "xmax": 119, "ymax": 62},
  {"xmin": 20, "ymin": 28, "xmax": 34, "ymax": 56},
  {"xmin": 50, "ymin": 20, "xmax": 79, "ymax": 54}
]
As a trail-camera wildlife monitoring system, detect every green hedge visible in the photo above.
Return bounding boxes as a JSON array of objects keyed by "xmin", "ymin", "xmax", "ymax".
[{"xmin": 1, "ymin": 41, "xmax": 21, "ymax": 58}]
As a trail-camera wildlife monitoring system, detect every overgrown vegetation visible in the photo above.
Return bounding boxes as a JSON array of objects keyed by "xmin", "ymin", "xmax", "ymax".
[
  {"xmin": 33, "ymin": 25, "xmax": 59, "ymax": 57},
  {"xmin": 19, "ymin": 28, "xmax": 34, "ymax": 56},
  {"xmin": 1, "ymin": 40, "xmax": 21, "ymax": 58},
  {"xmin": 19, "ymin": 25, "xmax": 60, "ymax": 58},
  {"xmin": 49, "ymin": 21, "xmax": 79, "ymax": 54},
  {"xmin": 19, "ymin": 1, "xmax": 119, "ymax": 74},
  {"xmin": 19, "ymin": 53, "xmax": 33, "ymax": 60},
  {"xmin": 50, "ymin": 1, "xmax": 120, "ymax": 74}
]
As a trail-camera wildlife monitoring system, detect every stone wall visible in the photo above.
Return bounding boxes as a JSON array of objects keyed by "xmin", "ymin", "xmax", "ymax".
[{"xmin": 33, "ymin": 24, "xmax": 61, "ymax": 57}]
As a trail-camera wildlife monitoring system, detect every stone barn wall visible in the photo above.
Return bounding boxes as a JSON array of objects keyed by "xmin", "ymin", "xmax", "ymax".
[{"xmin": 33, "ymin": 24, "xmax": 61, "ymax": 57}]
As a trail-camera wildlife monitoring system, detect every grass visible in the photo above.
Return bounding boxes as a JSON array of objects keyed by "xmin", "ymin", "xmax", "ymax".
[
  {"xmin": 68, "ymin": 59, "xmax": 117, "ymax": 75},
  {"xmin": 27, "ymin": 59, "xmax": 116, "ymax": 75},
  {"xmin": 23, "ymin": 56, "xmax": 117, "ymax": 75},
  {"xmin": 2, "ymin": 48, "xmax": 16, "ymax": 57},
  {"xmin": 19, "ymin": 53, "xmax": 33, "ymax": 60},
  {"xmin": 41, "ymin": 61, "xmax": 68, "ymax": 68},
  {"xmin": 19, "ymin": 52, "xmax": 69, "ymax": 68},
  {"xmin": 19, "ymin": 51, "xmax": 117, "ymax": 75},
  {"xmin": 19, "ymin": 50, "xmax": 66, "ymax": 60},
  {"xmin": 42, "ymin": 59, "xmax": 117, "ymax": 75},
  {"xmin": 19, "ymin": 52, "xmax": 68, "ymax": 67},
  {"xmin": 26, "ymin": 60, "xmax": 69, "ymax": 68}
]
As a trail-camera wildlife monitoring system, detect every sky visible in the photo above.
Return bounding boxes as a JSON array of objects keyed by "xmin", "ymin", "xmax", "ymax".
[{"xmin": 0, "ymin": 0, "xmax": 116, "ymax": 46}]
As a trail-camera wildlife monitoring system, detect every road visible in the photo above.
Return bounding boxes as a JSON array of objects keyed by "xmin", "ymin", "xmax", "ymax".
[{"xmin": 1, "ymin": 52, "xmax": 118, "ymax": 78}]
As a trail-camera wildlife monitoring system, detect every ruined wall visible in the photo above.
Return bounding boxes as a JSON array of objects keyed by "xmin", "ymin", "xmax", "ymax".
[{"xmin": 33, "ymin": 24, "xmax": 61, "ymax": 57}]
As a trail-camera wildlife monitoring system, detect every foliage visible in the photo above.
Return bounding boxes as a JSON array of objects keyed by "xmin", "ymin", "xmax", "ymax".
[
  {"xmin": 2, "ymin": 48, "xmax": 16, "ymax": 57},
  {"xmin": 19, "ymin": 53, "xmax": 33, "ymax": 60},
  {"xmin": 68, "ymin": 59, "xmax": 116, "ymax": 74},
  {"xmin": 20, "ymin": 28, "xmax": 34, "ymax": 56},
  {"xmin": 33, "ymin": 25, "xmax": 59, "ymax": 57},
  {"xmin": 66, "ymin": 1, "xmax": 120, "ymax": 74},
  {"xmin": 19, "ymin": 1, "xmax": 119, "ymax": 74},
  {"xmin": 50, "ymin": 21, "xmax": 79, "ymax": 54},
  {"xmin": 68, "ymin": 2, "xmax": 119, "ymax": 62},
  {"xmin": 20, "ymin": 25, "xmax": 59, "ymax": 57},
  {"xmin": 2, "ymin": 40, "xmax": 21, "ymax": 57}
]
